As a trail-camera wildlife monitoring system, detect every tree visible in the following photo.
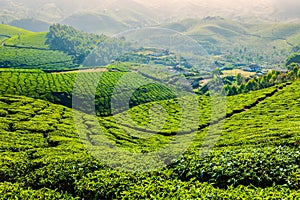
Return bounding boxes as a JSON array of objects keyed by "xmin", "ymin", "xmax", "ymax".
[
  {"xmin": 237, "ymin": 73, "xmax": 243, "ymax": 85},
  {"xmin": 211, "ymin": 68, "xmax": 223, "ymax": 79},
  {"xmin": 46, "ymin": 24, "xmax": 107, "ymax": 65},
  {"xmin": 286, "ymin": 52, "xmax": 300, "ymax": 67},
  {"xmin": 291, "ymin": 44, "xmax": 300, "ymax": 53}
]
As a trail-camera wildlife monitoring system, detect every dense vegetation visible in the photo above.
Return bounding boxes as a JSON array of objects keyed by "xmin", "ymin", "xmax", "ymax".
[
  {"xmin": 222, "ymin": 65, "xmax": 300, "ymax": 96},
  {"xmin": 46, "ymin": 24, "xmax": 108, "ymax": 64},
  {"xmin": 0, "ymin": 24, "xmax": 299, "ymax": 199},
  {"xmin": 0, "ymin": 25, "xmax": 79, "ymax": 70},
  {"xmin": 286, "ymin": 52, "xmax": 300, "ymax": 66},
  {"xmin": 0, "ymin": 69, "xmax": 177, "ymax": 116},
  {"xmin": 5, "ymin": 32, "xmax": 48, "ymax": 49},
  {"xmin": 0, "ymin": 47, "xmax": 77, "ymax": 70},
  {"xmin": 0, "ymin": 79, "xmax": 298, "ymax": 198}
]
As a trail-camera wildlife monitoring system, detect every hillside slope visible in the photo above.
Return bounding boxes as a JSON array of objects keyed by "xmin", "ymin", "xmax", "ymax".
[
  {"xmin": 3, "ymin": 0, "xmax": 299, "ymax": 25},
  {"xmin": 5, "ymin": 32, "xmax": 48, "ymax": 48},
  {"xmin": 0, "ymin": 24, "xmax": 32, "ymax": 42},
  {"xmin": 61, "ymin": 13, "xmax": 128, "ymax": 35},
  {"xmin": 8, "ymin": 18, "xmax": 50, "ymax": 32},
  {"xmin": 0, "ymin": 78, "xmax": 299, "ymax": 198}
]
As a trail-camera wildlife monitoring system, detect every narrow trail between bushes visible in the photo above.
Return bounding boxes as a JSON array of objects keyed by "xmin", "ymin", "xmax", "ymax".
[
  {"xmin": 3, "ymin": 43, "xmax": 48, "ymax": 50},
  {"xmin": 101, "ymin": 82, "xmax": 293, "ymax": 138},
  {"xmin": 202, "ymin": 82, "xmax": 292, "ymax": 128}
]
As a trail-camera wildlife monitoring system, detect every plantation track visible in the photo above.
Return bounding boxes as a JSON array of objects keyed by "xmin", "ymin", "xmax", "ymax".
[
  {"xmin": 3, "ymin": 58, "xmax": 75, "ymax": 68},
  {"xmin": 1, "ymin": 35, "xmax": 11, "ymax": 46},
  {"xmin": 203, "ymin": 82, "xmax": 292, "ymax": 127},
  {"xmin": 110, "ymin": 82, "xmax": 293, "ymax": 136},
  {"xmin": 3, "ymin": 44, "xmax": 49, "ymax": 50},
  {"xmin": 51, "ymin": 68, "xmax": 108, "ymax": 74}
]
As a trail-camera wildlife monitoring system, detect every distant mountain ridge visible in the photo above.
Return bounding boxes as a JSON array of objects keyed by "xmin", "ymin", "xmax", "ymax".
[
  {"xmin": 1, "ymin": 0, "xmax": 300, "ymax": 27},
  {"xmin": 8, "ymin": 19, "xmax": 50, "ymax": 32},
  {"xmin": 60, "ymin": 13, "xmax": 128, "ymax": 35}
]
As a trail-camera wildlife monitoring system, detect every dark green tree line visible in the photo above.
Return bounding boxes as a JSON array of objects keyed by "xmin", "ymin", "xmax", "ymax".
[{"xmin": 46, "ymin": 24, "xmax": 107, "ymax": 64}]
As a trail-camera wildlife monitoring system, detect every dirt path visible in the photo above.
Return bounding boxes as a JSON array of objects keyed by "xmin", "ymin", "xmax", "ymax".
[
  {"xmin": 52, "ymin": 68, "xmax": 108, "ymax": 74},
  {"xmin": 107, "ymin": 82, "xmax": 292, "ymax": 135},
  {"xmin": 283, "ymin": 39, "xmax": 293, "ymax": 47}
]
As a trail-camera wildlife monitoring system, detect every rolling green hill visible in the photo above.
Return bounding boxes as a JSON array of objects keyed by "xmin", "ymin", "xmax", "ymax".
[
  {"xmin": 183, "ymin": 17, "xmax": 247, "ymax": 36},
  {"xmin": 160, "ymin": 18, "xmax": 300, "ymax": 66},
  {"xmin": 0, "ymin": 25, "xmax": 78, "ymax": 70},
  {"xmin": 0, "ymin": 78, "xmax": 298, "ymax": 198},
  {"xmin": 1, "ymin": 21, "xmax": 299, "ymax": 72},
  {"xmin": 5, "ymin": 32, "xmax": 48, "ymax": 48},
  {"xmin": 0, "ymin": 24, "xmax": 32, "ymax": 36},
  {"xmin": 252, "ymin": 23, "xmax": 300, "ymax": 41},
  {"xmin": 0, "ymin": 21, "xmax": 299, "ymax": 199},
  {"xmin": 0, "ymin": 69, "xmax": 178, "ymax": 116},
  {"xmin": 0, "ymin": 24, "xmax": 32, "ymax": 42}
]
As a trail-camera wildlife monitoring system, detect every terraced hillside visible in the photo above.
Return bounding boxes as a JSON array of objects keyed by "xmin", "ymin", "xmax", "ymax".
[
  {"xmin": 0, "ymin": 79, "xmax": 298, "ymax": 198},
  {"xmin": 0, "ymin": 24, "xmax": 32, "ymax": 43},
  {"xmin": 0, "ymin": 22, "xmax": 299, "ymax": 199},
  {"xmin": 0, "ymin": 25, "xmax": 78, "ymax": 70},
  {"xmin": 5, "ymin": 32, "xmax": 48, "ymax": 49},
  {"xmin": 0, "ymin": 69, "xmax": 179, "ymax": 116}
]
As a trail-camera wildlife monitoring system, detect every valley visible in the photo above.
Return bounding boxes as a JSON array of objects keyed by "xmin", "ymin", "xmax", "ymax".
[{"xmin": 0, "ymin": 5, "xmax": 299, "ymax": 199}]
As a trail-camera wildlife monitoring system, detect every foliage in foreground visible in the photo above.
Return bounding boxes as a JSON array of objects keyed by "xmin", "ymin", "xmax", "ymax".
[{"xmin": 0, "ymin": 79, "xmax": 299, "ymax": 199}]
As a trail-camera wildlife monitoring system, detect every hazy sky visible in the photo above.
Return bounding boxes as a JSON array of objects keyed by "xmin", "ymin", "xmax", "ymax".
[
  {"xmin": 2, "ymin": 0, "xmax": 300, "ymax": 22},
  {"xmin": 3, "ymin": 0, "xmax": 300, "ymax": 10}
]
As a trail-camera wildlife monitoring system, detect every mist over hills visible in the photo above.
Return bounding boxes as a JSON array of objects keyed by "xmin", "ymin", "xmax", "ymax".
[
  {"xmin": 1, "ymin": 0, "xmax": 300, "ymax": 63},
  {"xmin": 8, "ymin": 19, "xmax": 50, "ymax": 32},
  {"xmin": 1, "ymin": 0, "xmax": 300, "ymax": 29},
  {"xmin": 1, "ymin": 0, "xmax": 300, "ymax": 58},
  {"xmin": 60, "ymin": 13, "xmax": 128, "ymax": 35},
  {"xmin": 1, "ymin": 0, "xmax": 300, "ymax": 37}
]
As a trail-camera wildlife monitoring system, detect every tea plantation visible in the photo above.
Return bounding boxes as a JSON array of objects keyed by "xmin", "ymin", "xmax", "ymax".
[
  {"xmin": 0, "ymin": 25, "xmax": 77, "ymax": 71},
  {"xmin": 0, "ymin": 79, "xmax": 299, "ymax": 198},
  {"xmin": 0, "ymin": 24, "xmax": 299, "ymax": 199},
  {"xmin": 0, "ymin": 69, "xmax": 177, "ymax": 116},
  {"xmin": 5, "ymin": 32, "xmax": 48, "ymax": 49}
]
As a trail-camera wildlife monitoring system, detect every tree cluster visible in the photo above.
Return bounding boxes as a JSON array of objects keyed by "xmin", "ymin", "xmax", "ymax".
[{"xmin": 46, "ymin": 24, "xmax": 107, "ymax": 64}]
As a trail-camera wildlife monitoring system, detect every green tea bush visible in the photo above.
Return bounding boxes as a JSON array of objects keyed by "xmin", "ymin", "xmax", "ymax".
[
  {"xmin": 121, "ymin": 179, "xmax": 300, "ymax": 199},
  {"xmin": 171, "ymin": 146, "xmax": 300, "ymax": 189},
  {"xmin": 74, "ymin": 169, "xmax": 300, "ymax": 199},
  {"xmin": 0, "ymin": 182, "xmax": 76, "ymax": 199},
  {"xmin": 0, "ymin": 70, "xmax": 178, "ymax": 116},
  {"xmin": 21, "ymin": 158, "xmax": 105, "ymax": 194},
  {"xmin": 74, "ymin": 169, "xmax": 139, "ymax": 199},
  {"xmin": 0, "ymin": 47, "xmax": 77, "ymax": 70},
  {"xmin": 0, "ymin": 76, "xmax": 299, "ymax": 199}
]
